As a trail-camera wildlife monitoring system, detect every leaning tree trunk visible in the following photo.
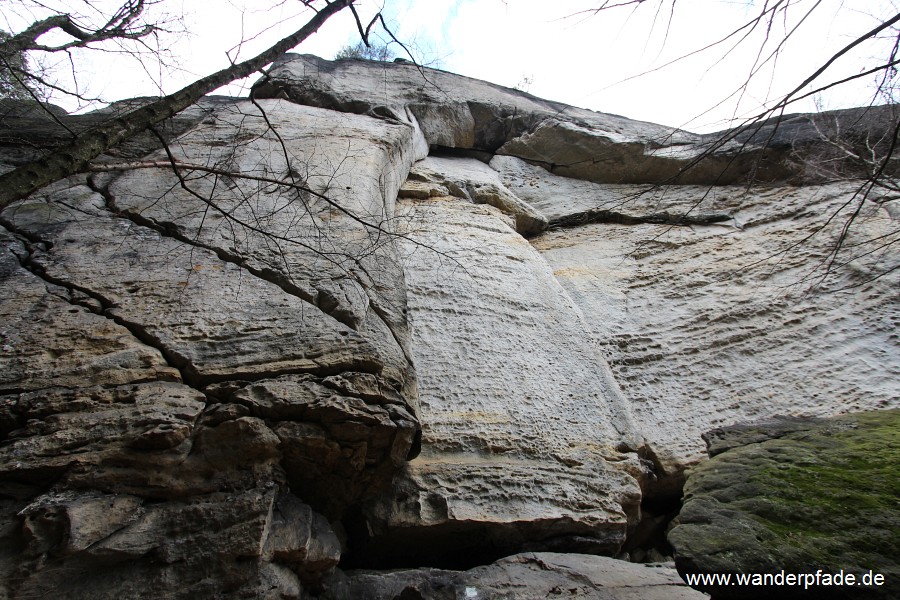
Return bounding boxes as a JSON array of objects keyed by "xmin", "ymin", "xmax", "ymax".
[{"xmin": 0, "ymin": 0, "xmax": 352, "ymax": 211}]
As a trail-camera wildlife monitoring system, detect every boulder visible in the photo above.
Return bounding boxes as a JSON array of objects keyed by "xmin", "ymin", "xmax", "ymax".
[
  {"xmin": 11, "ymin": 488, "xmax": 341, "ymax": 599},
  {"xmin": 323, "ymin": 552, "xmax": 708, "ymax": 600},
  {"xmin": 669, "ymin": 410, "xmax": 900, "ymax": 599}
]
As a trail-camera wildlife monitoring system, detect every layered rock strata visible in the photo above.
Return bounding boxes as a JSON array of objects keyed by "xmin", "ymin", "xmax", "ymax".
[
  {"xmin": 0, "ymin": 54, "xmax": 896, "ymax": 598},
  {"xmin": 0, "ymin": 97, "xmax": 423, "ymax": 597}
]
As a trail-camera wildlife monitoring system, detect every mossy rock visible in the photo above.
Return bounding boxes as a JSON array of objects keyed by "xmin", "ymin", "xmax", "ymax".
[{"xmin": 669, "ymin": 409, "xmax": 899, "ymax": 599}]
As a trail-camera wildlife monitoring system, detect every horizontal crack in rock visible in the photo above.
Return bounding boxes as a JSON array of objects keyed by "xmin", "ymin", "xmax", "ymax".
[{"xmin": 549, "ymin": 208, "xmax": 733, "ymax": 229}]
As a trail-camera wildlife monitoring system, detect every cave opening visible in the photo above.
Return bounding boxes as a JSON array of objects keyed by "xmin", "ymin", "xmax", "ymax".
[{"xmin": 338, "ymin": 506, "xmax": 636, "ymax": 571}]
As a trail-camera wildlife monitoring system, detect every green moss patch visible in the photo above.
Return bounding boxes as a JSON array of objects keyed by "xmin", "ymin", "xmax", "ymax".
[
  {"xmin": 747, "ymin": 411, "xmax": 899, "ymax": 566},
  {"xmin": 669, "ymin": 409, "xmax": 899, "ymax": 599}
]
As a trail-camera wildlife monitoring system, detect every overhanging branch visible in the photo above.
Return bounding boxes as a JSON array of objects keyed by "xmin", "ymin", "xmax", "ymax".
[{"xmin": 0, "ymin": 0, "xmax": 353, "ymax": 212}]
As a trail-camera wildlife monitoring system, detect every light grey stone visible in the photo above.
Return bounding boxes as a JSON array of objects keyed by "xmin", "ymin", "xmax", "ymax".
[
  {"xmin": 324, "ymin": 552, "xmax": 708, "ymax": 599},
  {"xmin": 531, "ymin": 172, "xmax": 900, "ymax": 486},
  {"xmin": 402, "ymin": 156, "xmax": 548, "ymax": 236},
  {"xmin": 254, "ymin": 55, "xmax": 705, "ymax": 183},
  {"xmin": 7, "ymin": 188, "xmax": 385, "ymax": 386},
  {"xmin": 354, "ymin": 194, "xmax": 644, "ymax": 557},
  {"xmin": 0, "ymin": 224, "xmax": 180, "ymax": 394}
]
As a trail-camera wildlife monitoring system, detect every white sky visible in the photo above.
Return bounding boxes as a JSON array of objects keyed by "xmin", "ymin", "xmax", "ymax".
[{"xmin": 6, "ymin": 0, "xmax": 899, "ymax": 133}]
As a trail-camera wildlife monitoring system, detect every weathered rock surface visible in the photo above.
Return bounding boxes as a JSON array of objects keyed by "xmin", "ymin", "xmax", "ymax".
[
  {"xmin": 0, "ymin": 96, "xmax": 243, "ymax": 174},
  {"xmin": 253, "ymin": 54, "xmax": 683, "ymax": 155},
  {"xmin": 0, "ymin": 92, "xmax": 424, "ymax": 597},
  {"xmin": 0, "ymin": 225, "xmax": 180, "ymax": 394},
  {"xmin": 399, "ymin": 155, "xmax": 548, "ymax": 236},
  {"xmin": 215, "ymin": 372, "xmax": 419, "ymax": 516},
  {"xmin": 11, "ymin": 191, "xmax": 383, "ymax": 385},
  {"xmin": 343, "ymin": 188, "xmax": 644, "ymax": 567},
  {"xmin": 0, "ymin": 52, "xmax": 897, "ymax": 599},
  {"xmin": 9, "ymin": 487, "xmax": 342, "ymax": 599},
  {"xmin": 502, "ymin": 153, "xmax": 900, "ymax": 489},
  {"xmin": 669, "ymin": 410, "xmax": 899, "ymax": 599},
  {"xmin": 255, "ymin": 54, "xmax": 898, "ymax": 185},
  {"xmin": 253, "ymin": 54, "xmax": 727, "ymax": 184},
  {"xmin": 103, "ymin": 98, "xmax": 424, "ymax": 390},
  {"xmin": 324, "ymin": 552, "xmax": 709, "ymax": 599}
]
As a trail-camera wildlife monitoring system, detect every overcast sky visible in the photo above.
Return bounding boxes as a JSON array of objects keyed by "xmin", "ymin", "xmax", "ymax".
[{"xmin": 9, "ymin": 0, "xmax": 898, "ymax": 133}]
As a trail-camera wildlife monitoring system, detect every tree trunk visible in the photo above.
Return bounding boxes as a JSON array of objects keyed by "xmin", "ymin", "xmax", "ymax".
[{"xmin": 0, "ymin": 0, "xmax": 352, "ymax": 211}]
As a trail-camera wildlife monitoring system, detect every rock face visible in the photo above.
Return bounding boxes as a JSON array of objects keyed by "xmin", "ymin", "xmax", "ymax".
[
  {"xmin": 498, "ymin": 154, "xmax": 899, "ymax": 489},
  {"xmin": 354, "ymin": 172, "xmax": 643, "ymax": 566},
  {"xmin": 669, "ymin": 410, "xmax": 900, "ymax": 600},
  {"xmin": 0, "ymin": 95, "xmax": 423, "ymax": 598},
  {"xmin": 0, "ymin": 54, "xmax": 897, "ymax": 598}
]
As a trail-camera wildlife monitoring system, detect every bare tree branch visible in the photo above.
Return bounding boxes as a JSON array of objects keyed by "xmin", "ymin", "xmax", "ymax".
[{"xmin": 0, "ymin": 0, "xmax": 353, "ymax": 211}]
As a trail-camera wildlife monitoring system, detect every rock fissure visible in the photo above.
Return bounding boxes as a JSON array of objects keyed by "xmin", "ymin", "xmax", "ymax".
[
  {"xmin": 549, "ymin": 208, "xmax": 734, "ymax": 229},
  {"xmin": 0, "ymin": 213, "xmax": 192, "ymax": 387},
  {"xmin": 342, "ymin": 255, "xmax": 415, "ymax": 369},
  {"xmin": 365, "ymin": 300, "xmax": 414, "ymax": 368},
  {"xmin": 88, "ymin": 174, "xmax": 360, "ymax": 331}
]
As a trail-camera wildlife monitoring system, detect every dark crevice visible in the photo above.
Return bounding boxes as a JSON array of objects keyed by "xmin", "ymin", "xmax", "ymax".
[
  {"xmin": 549, "ymin": 208, "xmax": 734, "ymax": 229},
  {"xmin": 0, "ymin": 386, "xmax": 37, "ymax": 398},
  {"xmin": 620, "ymin": 444, "xmax": 685, "ymax": 563},
  {"xmin": 0, "ymin": 215, "xmax": 194, "ymax": 387},
  {"xmin": 87, "ymin": 174, "xmax": 362, "ymax": 331},
  {"xmin": 621, "ymin": 493, "xmax": 681, "ymax": 563},
  {"xmin": 636, "ymin": 443, "xmax": 685, "ymax": 499},
  {"xmin": 428, "ymin": 145, "xmax": 494, "ymax": 164},
  {"xmin": 0, "ymin": 216, "xmax": 47, "ymax": 247},
  {"xmin": 340, "ymin": 517, "xmax": 613, "ymax": 572},
  {"xmin": 339, "ymin": 507, "xmax": 625, "ymax": 572}
]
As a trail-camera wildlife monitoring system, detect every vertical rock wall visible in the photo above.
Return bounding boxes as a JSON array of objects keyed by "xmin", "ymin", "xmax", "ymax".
[
  {"xmin": 0, "ymin": 55, "xmax": 897, "ymax": 598},
  {"xmin": 0, "ymin": 98, "xmax": 425, "ymax": 598},
  {"xmin": 494, "ymin": 155, "xmax": 899, "ymax": 487},
  {"xmin": 350, "ymin": 160, "xmax": 643, "ymax": 566}
]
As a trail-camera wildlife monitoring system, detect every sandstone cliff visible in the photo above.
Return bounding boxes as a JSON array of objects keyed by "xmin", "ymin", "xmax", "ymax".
[{"xmin": 0, "ymin": 55, "xmax": 896, "ymax": 599}]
